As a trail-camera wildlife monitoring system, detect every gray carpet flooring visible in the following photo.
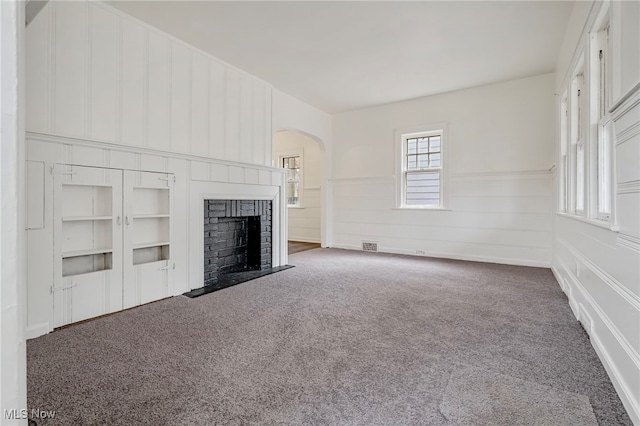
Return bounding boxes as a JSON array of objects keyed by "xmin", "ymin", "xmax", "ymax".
[{"xmin": 27, "ymin": 248, "xmax": 632, "ymax": 425}]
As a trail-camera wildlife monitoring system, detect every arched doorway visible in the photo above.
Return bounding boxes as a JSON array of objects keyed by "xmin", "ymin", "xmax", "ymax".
[{"xmin": 272, "ymin": 129, "xmax": 326, "ymax": 253}]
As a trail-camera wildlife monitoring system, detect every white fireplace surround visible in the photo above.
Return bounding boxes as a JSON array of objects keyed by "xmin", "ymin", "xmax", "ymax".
[{"xmin": 189, "ymin": 180, "xmax": 287, "ymax": 291}]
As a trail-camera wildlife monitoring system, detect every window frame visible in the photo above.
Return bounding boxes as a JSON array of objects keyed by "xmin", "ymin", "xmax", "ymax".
[
  {"xmin": 395, "ymin": 123, "xmax": 449, "ymax": 209},
  {"xmin": 570, "ymin": 61, "xmax": 586, "ymax": 216},
  {"xmin": 589, "ymin": 4, "xmax": 614, "ymax": 222},
  {"xmin": 278, "ymin": 152, "xmax": 303, "ymax": 208},
  {"xmin": 559, "ymin": 91, "xmax": 569, "ymax": 213}
]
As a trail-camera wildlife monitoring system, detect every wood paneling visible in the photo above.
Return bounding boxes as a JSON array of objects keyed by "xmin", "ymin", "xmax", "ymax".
[
  {"xmin": 89, "ymin": 4, "xmax": 119, "ymax": 142},
  {"xmin": 26, "ymin": 1, "xmax": 273, "ymax": 166},
  {"xmin": 121, "ymin": 19, "xmax": 146, "ymax": 147},
  {"xmin": 288, "ymin": 188, "xmax": 321, "ymax": 243},
  {"xmin": 54, "ymin": 2, "xmax": 87, "ymax": 137},
  {"xmin": 331, "ymin": 173, "xmax": 552, "ymax": 266}
]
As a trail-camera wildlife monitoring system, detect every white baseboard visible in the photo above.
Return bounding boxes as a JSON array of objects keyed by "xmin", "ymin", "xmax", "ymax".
[
  {"xmin": 551, "ymin": 264, "xmax": 640, "ymax": 425},
  {"xmin": 25, "ymin": 322, "xmax": 51, "ymax": 340},
  {"xmin": 329, "ymin": 243, "xmax": 550, "ymax": 268},
  {"xmin": 288, "ymin": 237, "xmax": 321, "ymax": 244}
]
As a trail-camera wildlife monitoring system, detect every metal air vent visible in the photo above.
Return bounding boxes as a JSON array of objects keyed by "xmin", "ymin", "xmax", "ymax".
[{"xmin": 361, "ymin": 241, "xmax": 378, "ymax": 252}]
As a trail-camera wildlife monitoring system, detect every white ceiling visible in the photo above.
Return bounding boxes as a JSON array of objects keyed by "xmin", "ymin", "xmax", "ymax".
[{"xmin": 108, "ymin": 1, "xmax": 574, "ymax": 114}]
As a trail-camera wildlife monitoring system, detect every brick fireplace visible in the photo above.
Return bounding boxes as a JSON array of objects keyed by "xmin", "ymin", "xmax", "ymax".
[{"xmin": 203, "ymin": 200, "xmax": 272, "ymax": 287}]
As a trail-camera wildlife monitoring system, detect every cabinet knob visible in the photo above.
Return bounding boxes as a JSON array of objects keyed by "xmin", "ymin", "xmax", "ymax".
[
  {"xmin": 117, "ymin": 216, "xmax": 121, "ymax": 226},
  {"xmin": 125, "ymin": 216, "xmax": 131, "ymax": 226}
]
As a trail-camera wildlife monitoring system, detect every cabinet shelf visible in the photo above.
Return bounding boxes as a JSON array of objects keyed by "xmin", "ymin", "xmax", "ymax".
[
  {"xmin": 62, "ymin": 216, "xmax": 113, "ymax": 222},
  {"xmin": 133, "ymin": 241, "xmax": 170, "ymax": 250},
  {"xmin": 63, "ymin": 248, "xmax": 113, "ymax": 258},
  {"xmin": 133, "ymin": 214, "xmax": 170, "ymax": 219}
]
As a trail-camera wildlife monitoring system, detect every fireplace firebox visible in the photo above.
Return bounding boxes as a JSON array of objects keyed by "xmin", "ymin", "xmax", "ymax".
[{"xmin": 203, "ymin": 200, "xmax": 272, "ymax": 288}]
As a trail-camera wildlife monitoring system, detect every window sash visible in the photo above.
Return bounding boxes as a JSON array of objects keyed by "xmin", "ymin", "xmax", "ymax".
[
  {"xmin": 576, "ymin": 143, "xmax": 585, "ymax": 213},
  {"xmin": 404, "ymin": 170, "xmax": 441, "ymax": 206},
  {"xmin": 597, "ymin": 120, "xmax": 612, "ymax": 217}
]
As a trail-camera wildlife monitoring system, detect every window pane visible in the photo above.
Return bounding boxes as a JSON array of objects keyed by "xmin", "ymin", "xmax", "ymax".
[
  {"xmin": 407, "ymin": 155, "xmax": 417, "ymax": 170},
  {"xmin": 430, "ymin": 153, "xmax": 441, "ymax": 168},
  {"xmin": 598, "ymin": 122, "xmax": 611, "ymax": 215},
  {"xmin": 429, "ymin": 137, "xmax": 440, "ymax": 153},
  {"xmin": 418, "ymin": 138, "xmax": 428, "ymax": 153},
  {"xmin": 405, "ymin": 171, "xmax": 440, "ymax": 206},
  {"xmin": 287, "ymin": 182, "xmax": 299, "ymax": 206},
  {"xmin": 407, "ymin": 138, "xmax": 417, "ymax": 155},
  {"xmin": 576, "ymin": 144, "xmax": 584, "ymax": 211},
  {"xmin": 418, "ymin": 154, "xmax": 429, "ymax": 169},
  {"xmin": 286, "ymin": 168, "xmax": 299, "ymax": 182}
]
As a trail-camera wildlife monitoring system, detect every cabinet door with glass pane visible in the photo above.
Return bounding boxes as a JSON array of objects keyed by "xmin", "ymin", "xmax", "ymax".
[
  {"xmin": 52, "ymin": 164, "xmax": 123, "ymax": 327},
  {"xmin": 122, "ymin": 170, "xmax": 173, "ymax": 309}
]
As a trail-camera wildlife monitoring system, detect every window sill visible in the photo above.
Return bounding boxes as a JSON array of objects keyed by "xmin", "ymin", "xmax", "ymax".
[
  {"xmin": 556, "ymin": 212, "xmax": 619, "ymax": 231},
  {"xmin": 393, "ymin": 207, "xmax": 452, "ymax": 211}
]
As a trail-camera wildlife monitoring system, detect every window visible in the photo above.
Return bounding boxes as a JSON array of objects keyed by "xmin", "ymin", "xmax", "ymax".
[
  {"xmin": 397, "ymin": 124, "xmax": 447, "ymax": 208},
  {"xmin": 570, "ymin": 70, "xmax": 585, "ymax": 214},
  {"xmin": 559, "ymin": 93, "xmax": 568, "ymax": 212},
  {"xmin": 282, "ymin": 156, "xmax": 301, "ymax": 206},
  {"xmin": 591, "ymin": 15, "xmax": 613, "ymax": 220},
  {"xmin": 559, "ymin": 3, "xmax": 614, "ymax": 224},
  {"xmin": 597, "ymin": 121, "xmax": 612, "ymax": 217}
]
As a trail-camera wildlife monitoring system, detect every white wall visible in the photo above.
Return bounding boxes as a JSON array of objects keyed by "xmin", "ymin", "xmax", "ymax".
[
  {"xmin": 273, "ymin": 130, "xmax": 322, "ymax": 243},
  {"xmin": 1, "ymin": 0, "xmax": 27, "ymax": 422},
  {"xmin": 552, "ymin": 1, "xmax": 640, "ymax": 424},
  {"xmin": 331, "ymin": 74, "xmax": 555, "ymax": 266},
  {"xmin": 26, "ymin": 1, "xmax": 272, "ymax": 165}
]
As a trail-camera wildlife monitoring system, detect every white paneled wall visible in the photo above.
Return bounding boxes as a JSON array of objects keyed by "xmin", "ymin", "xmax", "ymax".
[
  {"xmin": 289, "ymin": 189, "xmax": 321, "ymax": 243},
  {"xmin": 330, "ymin": 74, "xmax": 555, "ymax": 266},
  {"xmin": 552, "ymin": 0, "xmax": 640, "ymax": 422},
  {"xmin": 332, "ymin": 173, "xmax": 552, "ymax": 266},
  {"xmin": 26, "ymin": 1, "xmax": 272, "ymax": 165},
  {"xmin": 553, "ymin": 92, "xmax": 640, "ymax": 424}
]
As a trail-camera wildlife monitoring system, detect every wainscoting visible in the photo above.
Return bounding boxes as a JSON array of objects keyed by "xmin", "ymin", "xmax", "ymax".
[
  {"xmin": 552, "ymin": 89, "xmax": 640, "ymax": 423},
  {"xmin": 288, "ymin": 188, "xmax": 321, "ymax": 243},
  {"xmin": 331, "ymin": 171, "xmax": 552, "ymax": 267}
]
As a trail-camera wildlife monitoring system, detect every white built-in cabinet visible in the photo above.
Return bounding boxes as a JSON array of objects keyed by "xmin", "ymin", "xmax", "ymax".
[{"xmin": 53, "ymin": 164, "xmax": 173, "ymax": 327}]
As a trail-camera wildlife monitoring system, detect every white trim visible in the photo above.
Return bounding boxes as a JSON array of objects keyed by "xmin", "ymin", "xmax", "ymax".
[
  {"xmin": 617, "ymin": 234, "xmax": 640, "ymax": 253},
  {"xmin": 329, "ymin": 176, "xmax": 394, "ymax": 183},
  {"xmin": 451, "ymin": 169, "xmax": 552, "ymax": 179},
  {"xmin": 331, "ymin": 243, "xmax": 550, "ymax": 268},
  {"xmin": 560, "ymin": 238, "xmax": 640, "ymax": 311},
  {"xmin": 27, "ymin": 131, "xmax": 282, "ymax": 173},
  {"xmin": 556, "ymin": 212, "xmax": 619, "ymax": 232},
  {"xmin": 25, "ymin": 323, "xmax": 52, "ymax": 340},
  {"xmin": 391, "ymin": 207, "xmax": 452, "ymax": 212},
  {"xmin": 551, "ymin": 262, "xmax": 640, "ymax": 425},
  {"xmin": 617, "ymin": 180, "xmax": 640, "ymax": 194}
]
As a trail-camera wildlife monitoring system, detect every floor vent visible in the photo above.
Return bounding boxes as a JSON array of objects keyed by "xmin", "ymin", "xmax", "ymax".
[{"xmin": 362, "ymin": 241, "xmax": 378, "ymax": 252}]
